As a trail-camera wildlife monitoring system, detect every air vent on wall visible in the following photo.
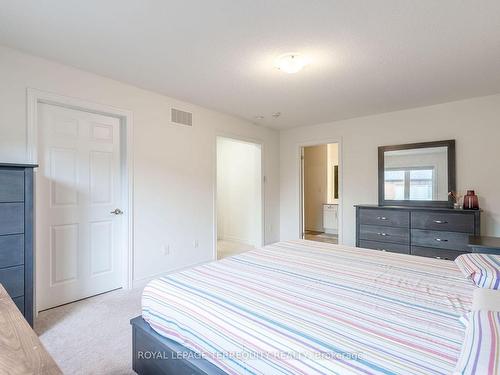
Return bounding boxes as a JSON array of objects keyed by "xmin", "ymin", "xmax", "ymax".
[{"xmin": 171, "ymin": 108, "xmax": 193, "ymax": 127}]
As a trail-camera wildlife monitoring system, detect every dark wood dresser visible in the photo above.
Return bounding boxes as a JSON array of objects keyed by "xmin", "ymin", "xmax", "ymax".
[
  {"xmin": 355, "ymin": 205, "xmax": 481, "ymax": 260},
  {"xmin": 467, "ymin": 236, "xmax": 500, "ymax": 255},
  {"xmin": 0, "ymin": 163, "xmax": 36, "ymax": 326}
]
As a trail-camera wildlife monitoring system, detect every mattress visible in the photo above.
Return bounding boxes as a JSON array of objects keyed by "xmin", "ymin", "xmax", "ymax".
[{"xmin": 142, "ymin": 240, "xmax": 475, "ymax": 375}]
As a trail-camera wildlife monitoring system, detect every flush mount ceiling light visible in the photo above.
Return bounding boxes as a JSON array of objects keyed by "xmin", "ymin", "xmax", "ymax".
[{"xmin": 274, "ymin": 53, "xmax": 309, "ymax": 74}]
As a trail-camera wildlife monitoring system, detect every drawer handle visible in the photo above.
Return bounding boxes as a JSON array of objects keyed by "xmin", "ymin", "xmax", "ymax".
[
  {"xmin": 433, "ymin": 220, "xmax": 448, "ymax": 224},
  {"xmin": 435, "ymin": 256, "xmax": 450, "ymax": 260},
  {"xmin": 378, "ymin": 249, "xmax": 387, "ymax": 252},
  {"xmin": 377, "ymin": 232, "xmax": 389, "ymax": 236},
  {"xmin": 377, "ymin": 216, "xmax": 388, "ymax": 221},
  {"xmin": 435, "ymin": 238, "xmax": 448, "ymax": 242}
]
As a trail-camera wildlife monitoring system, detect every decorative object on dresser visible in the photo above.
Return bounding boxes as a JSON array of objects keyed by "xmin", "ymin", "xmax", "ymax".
[
  {"xmin": 378, "ymin": 140, "xmax": 455, "ymax": 208},
  {"xmin": 355, "ymin": 205, "xmax": 480, "ymax": 260},
  {"xmin": 448, "ymin": 191, "xmax": 463, "ymax": 210},
  {"xmin": 0, "ymin": 163, "xmax": 36, "ymax": 326},
  {"xmin": 463, "ymin": 190, "xmax": 479, "ymax": 210},
  {"xmin": 468, "ymin": 235, "xmax": 500, "ymax": 255}
]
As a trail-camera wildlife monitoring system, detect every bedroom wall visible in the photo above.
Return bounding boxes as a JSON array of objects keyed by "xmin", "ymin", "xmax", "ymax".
[
  {"xmin": 216, "ymin": 137, "xmax": 262, "ymax": 246},
  {"xmin": 0, "ymin": 45, "xmax": 280, "ymax": 284},
  {"xmin": 280, "ymin": 94, "xmax": 500, "ymax": 245}
]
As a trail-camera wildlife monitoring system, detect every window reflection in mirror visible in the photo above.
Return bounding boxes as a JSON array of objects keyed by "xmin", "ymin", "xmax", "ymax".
[{"xmin": 384, "ymin": 147, "xmax": 448, "ymax": 201}]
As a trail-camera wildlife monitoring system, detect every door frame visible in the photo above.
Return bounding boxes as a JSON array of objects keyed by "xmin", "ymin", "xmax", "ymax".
[
  {"xmin": 213, "ymin": 133, "xmax": 265, "ymax": 260},
  {"xmin": 26, "ymin": 88, "xmax": 134, "ymax": 314},
  {"xmin": 298, "ymin": 138, "xmax": 343, "ymax": 244}
]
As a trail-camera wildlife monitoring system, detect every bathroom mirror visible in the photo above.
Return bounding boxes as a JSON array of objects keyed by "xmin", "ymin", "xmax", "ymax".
[{"xmin": 378, "ymin": 140, "xmax": 455, "ymax": 207}]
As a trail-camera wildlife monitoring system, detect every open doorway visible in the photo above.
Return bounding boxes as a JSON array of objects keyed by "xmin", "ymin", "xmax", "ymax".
[
  {"xmin": 216, "ymin": 136, "xmax": 263, "ymax": 259},
  {"xmin": 300, "ymin": 143, "xmax": 340, "ymax": 245}
]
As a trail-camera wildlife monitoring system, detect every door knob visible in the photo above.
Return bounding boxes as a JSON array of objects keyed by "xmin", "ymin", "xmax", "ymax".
[{"xmin": 110, "ymin": 208, "xmax": 124, "ymax": 215}]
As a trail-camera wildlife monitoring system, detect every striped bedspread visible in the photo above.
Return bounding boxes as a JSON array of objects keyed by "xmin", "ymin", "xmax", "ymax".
[{"xmin": 142, "ymin": 240, "xmax": 475, "ymax": 375}]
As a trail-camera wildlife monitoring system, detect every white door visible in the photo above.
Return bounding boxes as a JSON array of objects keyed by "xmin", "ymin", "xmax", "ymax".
[{"xmin": 37, "ymin": 103, "xmax": 123, "ymax": 311}]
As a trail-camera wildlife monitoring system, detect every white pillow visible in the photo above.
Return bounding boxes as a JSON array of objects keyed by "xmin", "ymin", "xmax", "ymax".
[
  {"xmin": 455, "ymin": 253, "xmax": 500, "ymax": 289},
  {"xmin": 472, "ymin": 288, "xmax": 500, "ymax": 311}
]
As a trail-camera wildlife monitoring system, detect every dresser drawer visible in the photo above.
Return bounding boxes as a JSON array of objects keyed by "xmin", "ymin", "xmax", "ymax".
[
  {"xmin": 411, "ymin": 229, "xmax": 470, "ymax": 251},
  {"xmin": 411, "ymin": 246, "xmax": 467, "ymax": 260},
  {"xmin": 0, "ymin": 265, "xmax": 24, "ymax": 298},
  {"xmin": 360, "ymin": 225, "xmax": 409, "ymax": 244},
  {"xmin": 359, "ymin": 240, "xmax": 410, "ymax": 254},
  {"xmin": 359, "ymin": 209, "xmax": 409, "ymax": 228},
  {"xmin": 0, "ymin": 203, "xmax": 24, "ymax": 235},
  {"xmin": 0, "ymin": 169, "xmax": 24, "ymax": 203},
  {"xmin": 0, "ymin": 234, "xmax": 24, "ymax": 268},
  {"xmin": 411, "ymin": 211, "xmax": 475, "ymax": 233}
]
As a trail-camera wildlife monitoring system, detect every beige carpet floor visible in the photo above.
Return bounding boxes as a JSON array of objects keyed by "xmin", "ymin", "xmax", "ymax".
[
  {"xmin": 34, "ymin": 246, "xmax": 251, "ymax": 374},
  {"xmin": 217, "ymin": 239, "xmax": 254, "ymax": 259},
  {"xmin": 35, "ymin": 286, "xmax": 144, "ymax": 374}
]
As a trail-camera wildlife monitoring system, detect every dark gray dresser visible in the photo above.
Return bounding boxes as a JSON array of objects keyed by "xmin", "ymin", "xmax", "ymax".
[
  {"xmin": 355, "ymin": 205, "xmax": 480, "ymax": 260},
  {"xmin": 0, "ymin": 163, "xmax": 36, "ymax": 326}
]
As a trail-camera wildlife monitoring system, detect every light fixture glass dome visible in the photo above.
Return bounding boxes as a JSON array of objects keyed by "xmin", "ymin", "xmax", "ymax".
[{"xmin": 275, "ymin": 53, "xmax": 309, "ymax": 74}]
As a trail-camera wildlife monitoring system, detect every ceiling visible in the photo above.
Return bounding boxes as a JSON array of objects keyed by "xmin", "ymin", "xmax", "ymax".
[{"xmin": 1, "ymin": 1, "xmax": 499, "ymax": 129}]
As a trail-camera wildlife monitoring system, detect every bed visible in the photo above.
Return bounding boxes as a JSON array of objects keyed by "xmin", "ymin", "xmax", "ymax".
[{"xmin": 131, "ymin": 240, "xmax": 475, "ymax": 374}]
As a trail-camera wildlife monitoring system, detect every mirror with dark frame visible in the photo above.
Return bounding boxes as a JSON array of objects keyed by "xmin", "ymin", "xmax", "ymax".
[{"xmin": 378, "ymin": 140, "xmax": 456, "ymax": 207}]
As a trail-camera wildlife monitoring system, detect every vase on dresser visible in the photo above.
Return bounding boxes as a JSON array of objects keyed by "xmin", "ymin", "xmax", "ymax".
[{"xmin": 463, "ymin": 190, "xmax": 479, "ymax": 210}]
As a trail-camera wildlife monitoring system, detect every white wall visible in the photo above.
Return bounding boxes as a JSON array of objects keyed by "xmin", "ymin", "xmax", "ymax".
[
  {"xmin": 281, "ymin": 94, "xmax": 500, "ymax": 245},
  {"xmin": 0, "ymin": 45, "xmax": 280, "ymax": 284},
  {"xmin": 217, "ymin": 137, "xmax": 262, "ymax": 246},
  {"xmin": 303, "ymin": 145, "xmax": 327, "ymax": 232}
]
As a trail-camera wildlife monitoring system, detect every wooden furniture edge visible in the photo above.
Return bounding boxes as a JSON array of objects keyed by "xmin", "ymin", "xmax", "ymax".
[{"xmin": 0, "ymin": 284, "xmax": 62, "ymax": 374}]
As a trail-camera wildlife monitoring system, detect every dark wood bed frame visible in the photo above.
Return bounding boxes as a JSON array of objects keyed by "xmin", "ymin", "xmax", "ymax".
[{"xmin": 130, "ymin": 316, "xmax": 227, "ymax": 375}]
